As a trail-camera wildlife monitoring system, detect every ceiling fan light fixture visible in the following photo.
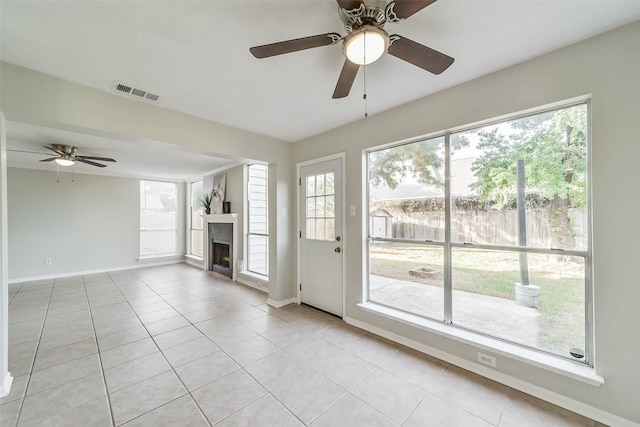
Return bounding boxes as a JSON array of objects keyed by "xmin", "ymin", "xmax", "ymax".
[
  {"xmin": 54, "ymin": 157, "xmax": 75, "ymax": 167},
  {"xmin": 343, "ymin": 25, "xmax": 389, "ymax": 65}
]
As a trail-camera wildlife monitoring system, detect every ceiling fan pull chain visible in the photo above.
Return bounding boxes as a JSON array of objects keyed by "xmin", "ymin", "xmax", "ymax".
[
  {"xmin": 363, "ymin": 69, "xmax": 368, "ymax": 118},
  {"xmin": 56, "ymin": 164, "xmax": 60, "ymax": 183},
  {"xmin": 363, "ymin": 33, "xmax": 368, "ymax": 117}
]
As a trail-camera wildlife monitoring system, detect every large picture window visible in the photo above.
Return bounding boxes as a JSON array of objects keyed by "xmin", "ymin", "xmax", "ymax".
[
  {"xmin": 246, "ymin": 164, "xmax": 269, "ymax": 277},
  {"xmin": 190, "ymin": 180, "xmax": 204, "ymax": 257},
  {"xmin": 140, "ymin": 180, "xmax": 177, "ymax": 257},
  {"xmin": 367, "ymin": 101, "xmax": 590, "ymax": 362}
]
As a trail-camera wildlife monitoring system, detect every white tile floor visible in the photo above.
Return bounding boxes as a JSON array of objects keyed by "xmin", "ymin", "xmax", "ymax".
[{"xmin": 1, "ymin": 264, "xmax": 604, "ymax": 426}]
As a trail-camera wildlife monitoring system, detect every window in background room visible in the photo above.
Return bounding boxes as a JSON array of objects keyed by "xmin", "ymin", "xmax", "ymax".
[
  {"xmin": 367, "ymin": 101, "xmax": 590, "ymax": 362},
  {"xmin": 247, "ymin": 164, "xmax": 269, "ymax": 277},
  {"xmin": 140, "ymin": 180, "xmax": 177, "ymax": 257},
  {"xmin": 190, "ymin": 180, "xmax": 204, "ymax": 257}
]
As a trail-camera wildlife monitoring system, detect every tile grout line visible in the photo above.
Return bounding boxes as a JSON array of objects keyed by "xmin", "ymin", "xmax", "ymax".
[
  {"xmin": 132, "ymin": 268, "xmax": 310, "ymax": 426},
  {"xmin": 83, "ymin": 274, "xmax": 119, "ymax": 427},
  {"xmin": 7, "ymin": 282, "xmax": 25, "ymax": 305},
  {"xmin": 13, "ymin": 279, "xmax": 56, "ymax": 426},
  {"xmin": 106, "ymin": 268, "xmax": 214, "ymax": 426}
]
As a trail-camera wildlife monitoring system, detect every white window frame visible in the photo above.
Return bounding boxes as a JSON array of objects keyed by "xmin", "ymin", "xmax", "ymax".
[
  {"xmin": 139, "ymin": 179, "xmax": 178, "ymax": 258},
  {"xmin": 245, "ymin": 164, "xmax": 269, "ymax": 278},
  {"xmin": 364, "ymin": 97, "xmax": 594, "ymax": 370},
  {"xmin": 188, "ymin": 179, "xmax": 204, "ymax": 258}
]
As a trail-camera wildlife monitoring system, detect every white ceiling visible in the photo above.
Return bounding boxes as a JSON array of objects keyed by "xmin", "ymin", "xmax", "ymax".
[
  {"xmin": 2, "ymin": 0, "xmax": 640, "ymax": 178},
  {"xmin": 5, "ymin": 121, "xmax": 242, "ymax": 181}
]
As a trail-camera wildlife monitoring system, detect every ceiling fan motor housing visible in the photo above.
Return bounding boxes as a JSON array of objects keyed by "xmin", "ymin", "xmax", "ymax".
[
  {"xmin": 52, "ymin": 144, "xmax": 78, "ymax": 156},
  {"xmin": 341, "ymin": 3, "xmax": 387, "ymax": 34}
]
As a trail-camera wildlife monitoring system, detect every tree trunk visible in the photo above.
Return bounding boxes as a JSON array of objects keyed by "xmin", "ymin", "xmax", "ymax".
[{"xmin": 548, "ymin": 195, "xmax": 575, "ymax": 251}]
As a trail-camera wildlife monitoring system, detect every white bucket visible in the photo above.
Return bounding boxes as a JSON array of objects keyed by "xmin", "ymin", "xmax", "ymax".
[{"xmin": 514, "ymin": 283, "xmax": 540, "ymax": 308}]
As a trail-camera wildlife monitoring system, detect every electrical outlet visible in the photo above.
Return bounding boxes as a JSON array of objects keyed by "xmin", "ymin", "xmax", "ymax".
[
  {"xmin": 477, "ymin": 352, "xmax": 496, "ymax": 367},
  {"xmin": 45, "ymin": 258, "xmax": 53, "ymax": 265}
]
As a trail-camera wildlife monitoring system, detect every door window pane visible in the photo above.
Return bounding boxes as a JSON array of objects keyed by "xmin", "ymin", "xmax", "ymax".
[{"xmin": 305, "ymin": 172, "xmax": 336, "ymax": 241}]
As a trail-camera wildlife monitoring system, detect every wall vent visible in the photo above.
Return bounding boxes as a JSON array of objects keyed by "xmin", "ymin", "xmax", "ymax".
[{"xmin": 112, "ymin": 80, "xmax": 161, "ymax": 103}]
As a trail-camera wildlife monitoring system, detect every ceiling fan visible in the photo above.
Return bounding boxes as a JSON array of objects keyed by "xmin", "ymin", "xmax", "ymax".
[
  {"xmin": 249, "ymin": 0, "xmax": 454, "ymax": 99},
  {"xmin": 39, "ymin": 144, "xmax": 116, "ymax": 168}
]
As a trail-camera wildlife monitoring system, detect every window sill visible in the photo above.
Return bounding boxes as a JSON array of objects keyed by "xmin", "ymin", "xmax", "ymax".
[
  {"xmin": 241, "ymin": 270, "xmax": 269, "ymax": 282},
  {"xmin": 237, "ymin": 271, "xmax": 269, "ymax": 292},
  {"xmin": 185, "ymin": 254, "xmax": 204, "ymax": 262},
  {"xmin": 357, "ymin": 302, "xmax": 604, "ymax": 387}
]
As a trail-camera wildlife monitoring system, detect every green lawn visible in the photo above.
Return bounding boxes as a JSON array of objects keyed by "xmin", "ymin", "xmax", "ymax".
[{"xmin": 369, "ymin": 242, "xmax": 585, "ymax": 357}]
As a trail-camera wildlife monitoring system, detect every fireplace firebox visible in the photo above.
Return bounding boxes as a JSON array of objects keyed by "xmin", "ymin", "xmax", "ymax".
[{"xmin": 209, "ymin": 222, "xmax": 233, "ymax": 279}]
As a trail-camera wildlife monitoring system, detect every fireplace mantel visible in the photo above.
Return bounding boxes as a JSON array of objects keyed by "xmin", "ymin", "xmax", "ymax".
[{"xmin": 204, "ymin": 214, "xmax": 238, "ymax": 281}]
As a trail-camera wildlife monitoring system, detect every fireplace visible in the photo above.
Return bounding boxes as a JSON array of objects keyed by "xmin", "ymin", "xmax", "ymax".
[
  {"xmin": 204, "ymin": 214, "xmax": 238, "ymax": 280},
  {"xmin": 209, "ymin": 222, "xmax": 233, "ymax": 279}
]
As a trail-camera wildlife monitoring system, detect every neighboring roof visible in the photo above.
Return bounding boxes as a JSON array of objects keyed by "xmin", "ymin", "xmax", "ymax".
[{"xmin": 370, "ymin": 157, "xmax": 477, "ymax": 201}]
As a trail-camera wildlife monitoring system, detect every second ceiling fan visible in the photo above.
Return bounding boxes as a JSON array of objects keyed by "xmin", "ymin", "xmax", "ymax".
[{"xmin": 250, "ymin": 0, "xmax": 454, "ymax": 99}]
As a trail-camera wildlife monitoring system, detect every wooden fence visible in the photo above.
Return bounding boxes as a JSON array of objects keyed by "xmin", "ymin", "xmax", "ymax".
[{"xmin": 379, "ymin": 208, "xmax": 587, "ymax": 249}]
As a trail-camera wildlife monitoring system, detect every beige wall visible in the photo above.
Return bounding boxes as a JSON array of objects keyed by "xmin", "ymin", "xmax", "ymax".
[{"xmin": 293, "ymin": 21, "xmax": 640, "ymax": 425}]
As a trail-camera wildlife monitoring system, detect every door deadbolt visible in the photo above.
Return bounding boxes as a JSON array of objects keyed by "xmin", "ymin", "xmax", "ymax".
[
  {"xmin": 336, "ymin": 236, "xmax": 341, "ymax": 241},
  {"xmin": 334, "ymin": 247, "xmax": 341, "ymax": 253}
]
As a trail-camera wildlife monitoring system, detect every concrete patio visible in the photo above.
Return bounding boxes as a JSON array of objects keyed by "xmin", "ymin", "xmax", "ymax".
[{"xmin": 370, "ymin": 275, "xmax": 540, "ymax": 347}]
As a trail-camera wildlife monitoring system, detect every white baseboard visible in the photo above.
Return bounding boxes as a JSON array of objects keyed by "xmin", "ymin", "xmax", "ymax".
[
  {"xmin": 0, "ymin": 371, "xmax": 13, "ymax": 398},
  {"xmin": 267, "ymin": 297, "xmax": 296, "ymax": 308},
  {"xmin": 8, "ymin": 258, "xmax": 186, "ymax": 284},
  {"xmin": 344, "ymin": 315, "xmax": 638, "ymax": 427}
]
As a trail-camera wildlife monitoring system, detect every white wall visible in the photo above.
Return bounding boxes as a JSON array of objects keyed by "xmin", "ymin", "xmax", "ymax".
[
  {"xmin": 293, "ymin": 21, "xmax": 640, "ymax": 425},
  {"xmin": 6, "ymin": 168, "xmax": 187, "ymax": 280},
  {"xmin": 0, "ymin": 113, "xmax": 13, "ymax": 397}
]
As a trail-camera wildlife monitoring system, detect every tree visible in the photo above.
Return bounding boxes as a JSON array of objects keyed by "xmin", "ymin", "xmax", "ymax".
[
  {"xmin": 470, "ymin": 105, "xmax": 587, "ymax": 249},
  {"xmin": 368, "ymin": 135, "xmax": 468, "ymax": 190}
]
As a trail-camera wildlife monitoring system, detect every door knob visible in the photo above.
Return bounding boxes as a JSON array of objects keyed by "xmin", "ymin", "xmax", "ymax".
[{"xmin": 334, "ymin": 247, "xmax": 341, "ymax": 253}]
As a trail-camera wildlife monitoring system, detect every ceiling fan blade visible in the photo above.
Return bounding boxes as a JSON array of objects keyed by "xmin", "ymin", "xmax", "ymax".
[
  {"xmin": 336, "ymin": 0, "xmax": 363, "ymax": 10},
  {"xmin": 332, "ymin": 59, "xmax": 360, "ymax": 99},
  {"xmin": 250, "ymin": 33, "xmax": 341, "ymax": 59},
  {"xmin": 8, "ymin": 149, "xmax": 51, "ymax": 155},
  {"xmin": 76, "ymin": 158, "xmax": 107, "ymax": 168},
  {"xmin": 38, "ymin": 157, "xmax": 59, "ymax": 162},
  {"xmin": 388, "ymin": 35, "xmax": 454, "ymax": 75},
  {"xmin": 77, "ymin": 155, "xmax": 116, "ymax": 162},
  {"xmin": 43, "ymin": 145, "xmax": 66, "ymax": 156},
  {"xmin": 387, "ymin": 0, "xmax": 437, "ymax": 20}
]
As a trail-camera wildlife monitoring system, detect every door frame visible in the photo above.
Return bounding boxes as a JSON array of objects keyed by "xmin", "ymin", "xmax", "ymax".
[{"xmin": 296, "ymin": 152, "xmax": 346, "ymax": 316}]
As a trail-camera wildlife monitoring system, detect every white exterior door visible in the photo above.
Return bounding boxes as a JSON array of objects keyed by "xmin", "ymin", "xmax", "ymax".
[{"xmin": 299, "ymin": 157, "xmax": 343, "ymax": 317}]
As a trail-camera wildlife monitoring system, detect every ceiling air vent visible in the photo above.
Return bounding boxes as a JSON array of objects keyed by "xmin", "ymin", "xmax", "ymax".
[{"xmin": 112, "ymin": 81, "xmax": 161, "ymax": 103}]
